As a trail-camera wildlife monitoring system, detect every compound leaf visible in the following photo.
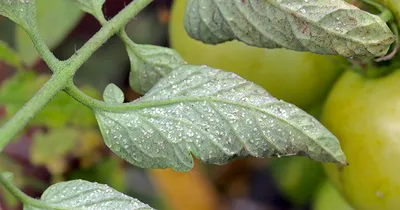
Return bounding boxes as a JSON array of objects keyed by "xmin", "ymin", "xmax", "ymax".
[
  {"xmin": 184, "ymin": 0, "xmax": 395, "ymax": 58},
  {"xmin": 95, "ymin": 65, "xmax": 346, "ymax": 172}
]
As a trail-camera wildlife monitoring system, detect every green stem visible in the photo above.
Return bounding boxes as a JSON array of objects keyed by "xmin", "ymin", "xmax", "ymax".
[
  {"xmin": 0, "ymin": 173, "xmax": 69, "ymax": 210},
  {"xmin": 97, "ymin": 15, "xmax": 133, "ymax": 46},
  {"xmin": 64, "ymin": 5, "xmax": 141, "ymax": 107},
  {"xmin": 0, "ymin": 0, "xmax": 154, "ymax": 152},
  {"xmin": 28, "ymin": 25, "xmax": 63, "ymax": 71},
  {"xmin": 64, "ymin": 83, "xmax": 113, "ymax": 111}
]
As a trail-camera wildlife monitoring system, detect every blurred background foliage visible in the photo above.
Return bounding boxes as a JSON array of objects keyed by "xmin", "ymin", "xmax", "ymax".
[{"xmin": 0, "ymin": 0, "xmax": 352, "ymax": 209}]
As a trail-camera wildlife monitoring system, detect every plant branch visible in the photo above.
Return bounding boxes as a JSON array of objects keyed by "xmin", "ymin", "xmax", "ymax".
[
  {"xmin": 28, "ymin": 25, "xmax": 63, "ymax": 71},
  {"xmin": 96, "ymin": 13, "xmax": 133, "ymax": 46},
  {"xmin": 64, "ymin": 4, "xmax": 143, "ymax": 107},
  {"xmin": 0, "ymin": 0, "xmax": 154, "ymax": 152},
  {"xmin": 64, "ymin": 83, "xmax": 115, "ymax": 111}
]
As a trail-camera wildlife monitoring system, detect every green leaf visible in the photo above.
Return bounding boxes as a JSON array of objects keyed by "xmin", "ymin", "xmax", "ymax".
[
  {"xmin": 0, "ymin": 40, "xmax": 23, "ymax": 70},
  {"xmin": 104, "ymin": 83, "xmax": 125, "ymax": 104},
  {"xmin": 15, "ymin": 0, "xmax": 83, "ymax": 65},
  {"xmin": 0, "ymin": 0, "xmax": 36, "ymax": 31},
  {"xmin": 30, "ymin": 128, "xmax": 79, "ymax": 166},
  {"xmin": 73, "ymin": 0, "xmax": 105, "ymax": 20},
  {"xmin": 184, "ymin": 0, "xmax": 395, "ymax": 58},
  {"xmin": 23, "ymin": 180, "xmax": 155, "ymax": 210},
  {"xmin": 95, "ymin": 65, "xmax": 346, "ymax": 172},
  {"xmin": 0, "ymin": 72, "xmax": 99, "ymax": 128},
  {"xmin": 127, "ymin": 42, "xmax": 185, "ymax": 95}
]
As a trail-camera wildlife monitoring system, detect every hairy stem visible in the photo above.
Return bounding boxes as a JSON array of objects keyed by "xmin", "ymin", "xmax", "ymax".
[
  {"xmin": 64, "ymin": 83, "xmax": 113, "ymax": 111},
  {"xmin": 96, "ymin": 12, "xmax": 132, "ymax": 45},
  {"xmin": 65, "ymin": 4, "xmax": 141, "ymax": 106},
  {"xmin": 0, "ymin": 0, "xmax": 153, "ymax": 152},
  {"xmin": 28, "ymin": 25, "xmax": 63, "ymax": 71}
]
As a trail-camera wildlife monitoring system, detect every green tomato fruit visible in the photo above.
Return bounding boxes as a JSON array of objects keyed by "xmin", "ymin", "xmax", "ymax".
[
  {"xmin": 322, "ymin": 70, "xmax": 400, "ymax": 210},
  {"xmin": 312, "ymin": 181, "xmax": 354, "ymax": 210},
  {"xmin": 169, "ymin": 0, "xmax": 345, "ymax": 110}
]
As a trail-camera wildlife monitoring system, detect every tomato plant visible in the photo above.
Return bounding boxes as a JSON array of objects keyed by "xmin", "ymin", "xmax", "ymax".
[
  {"xmin": 322, "ymin": 69, "xmax": 400, "ymax": 210},
  {"xmin": 0, "ymin": 0, "xmax": 397, "ymax": 209}
]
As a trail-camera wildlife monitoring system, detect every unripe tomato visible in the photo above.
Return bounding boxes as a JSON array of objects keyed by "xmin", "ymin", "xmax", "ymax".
[
  {"xmin": 312, "ymin": 181, "xmax": 354, "ymax": 210},
  {"xmin": 322, "ymin": 70, "xmax": 400, "ymax": 210},
  {"xmin": 169, "ymin": 0, "xmax": 345, "ymax": 110}
]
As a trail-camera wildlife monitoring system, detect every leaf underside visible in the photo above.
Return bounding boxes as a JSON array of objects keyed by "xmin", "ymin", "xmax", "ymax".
[
  {"xmin": 184, "ymin": 0, "xmax": 395, "ymax": 58},
  {"xmin": 73, "ymin": 0, "xmax": 105, "ymax": 19},
  {"xmin": 0, "ymin": 0, "xmax": 36, "ymax": 30},
  {"xmin": 103, "ymin": 83, "xmax": 124, "ymax": 104},
  {"xmin": 127, "ymin": 43, "xmax": 186, "ymax": 95},
  {"xmin": 24, "ymin": 180, "xmax": 155, "ymax": 210},
  {"xmin": 95, "ymin": 65, "xmax": 346, "ymax": 172}
]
